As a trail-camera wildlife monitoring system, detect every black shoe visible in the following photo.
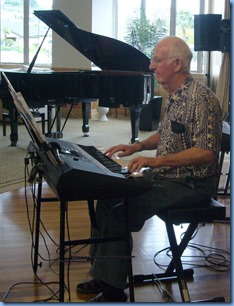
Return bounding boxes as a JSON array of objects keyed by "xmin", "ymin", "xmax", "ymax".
[
  {"xmin": 77, "ymin": 279, "xmax": 106, "ymax": 294},
  {"xmin": 88, "ymin": 292, "xmax": 127, "ymax": 303}
]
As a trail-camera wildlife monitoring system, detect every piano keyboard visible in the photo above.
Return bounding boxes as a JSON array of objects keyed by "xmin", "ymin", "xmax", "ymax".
[{"xmin": 79, "ymin": 145, "xmax": 122, "ymax": 174}]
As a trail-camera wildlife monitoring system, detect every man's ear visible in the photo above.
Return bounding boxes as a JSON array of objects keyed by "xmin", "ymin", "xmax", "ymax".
[{"xmin": 174, "ymin": 58, "xmax": 183, "ymax": 72}]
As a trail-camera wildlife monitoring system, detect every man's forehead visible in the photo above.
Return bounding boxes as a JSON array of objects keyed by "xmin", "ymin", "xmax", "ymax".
[{"xmin": 154, "ymin": 45, "xmax": 169, "ymax": 57}]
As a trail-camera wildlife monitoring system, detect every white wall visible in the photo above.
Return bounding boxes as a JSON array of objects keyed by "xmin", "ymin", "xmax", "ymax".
[
  {"xmin": 52, "ymin": 0, "xmax": 92, "ymax": 69},
  {"xmin": 92, "ymin": 0, "xmax": 115, "ymax": 37}
]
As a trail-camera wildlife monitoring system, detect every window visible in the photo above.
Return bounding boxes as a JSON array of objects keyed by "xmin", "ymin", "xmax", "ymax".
[
  {"xmin": 116, "ymin": 0, "xmax": 224, "ymax": 73},
  {"xmin": 0, "ymin": 0, "xmax": 52, "ymax": 66}
]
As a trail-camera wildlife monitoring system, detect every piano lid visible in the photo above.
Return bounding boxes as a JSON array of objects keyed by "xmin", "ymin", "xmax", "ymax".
[{"xmin": 34, "ymin": 10, "xmax": 151, "ymax": 72}]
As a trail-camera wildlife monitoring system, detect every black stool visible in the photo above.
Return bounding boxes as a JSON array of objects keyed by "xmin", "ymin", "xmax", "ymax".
[
  {"xmin": 133, "ymin": 198, "xmax": 226, "ymax": 302},
  {"xmin": 2, "ymin": 110, "xmax": 46, "ymax": 136}
]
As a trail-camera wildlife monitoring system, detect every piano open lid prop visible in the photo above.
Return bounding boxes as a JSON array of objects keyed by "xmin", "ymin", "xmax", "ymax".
[{"xmin": 0, "ymin": 10, "xmax": 154, "ymax": 146}]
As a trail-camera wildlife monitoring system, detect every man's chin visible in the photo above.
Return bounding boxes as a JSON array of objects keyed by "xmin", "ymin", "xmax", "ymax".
[{"xmin": 157, "ymin": 80, "xmax": 163, "ymax": 86}]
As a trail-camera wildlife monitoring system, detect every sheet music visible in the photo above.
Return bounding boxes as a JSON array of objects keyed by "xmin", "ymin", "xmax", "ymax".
[{"xmin": 2, "ymin": 71, "xmax": 59, "ymax": 167}]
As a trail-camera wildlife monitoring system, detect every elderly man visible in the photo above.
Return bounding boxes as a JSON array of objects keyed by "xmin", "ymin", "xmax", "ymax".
[{"xmin": 76, "ymin": 36, "xmax": 222, "ymax": 302}]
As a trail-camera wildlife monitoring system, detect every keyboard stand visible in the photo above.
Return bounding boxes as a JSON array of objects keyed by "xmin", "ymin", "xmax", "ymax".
[{"xmin": 32, "ymin": 176, "xmax": 135, "ymax": 302}]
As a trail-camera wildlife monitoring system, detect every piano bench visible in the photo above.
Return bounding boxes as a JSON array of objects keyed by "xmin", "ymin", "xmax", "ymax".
[
  {"xmin": 133, "ymin": 198, "xmax": 226, "ymax": 302},
  {"xmin": 2, "ymin": 110, "xmax": 46, "ymax": 136}
]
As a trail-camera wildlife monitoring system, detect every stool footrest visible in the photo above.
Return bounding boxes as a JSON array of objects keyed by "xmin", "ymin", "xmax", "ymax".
[{"xmin": 133, "ymin": 268, "xmax": 194, "ymax": 284}]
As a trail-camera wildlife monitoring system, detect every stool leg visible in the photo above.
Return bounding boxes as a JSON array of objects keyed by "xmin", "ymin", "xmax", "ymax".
[
  {"xmin": 216, "ymin": 151, "xmax": 225, "ymax": 195},
  {"xmin": 165, "ymin": 222, "xmax": 198, "ymax": 275},
  {"xmin": 165, "ymin": 222, "xmax": 191, "ymax": 302}
]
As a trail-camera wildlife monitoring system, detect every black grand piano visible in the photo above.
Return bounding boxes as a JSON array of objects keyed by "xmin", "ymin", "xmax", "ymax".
[{"xmin": 0, "ymin": 10, "xmax": 154, "ymax": 146}]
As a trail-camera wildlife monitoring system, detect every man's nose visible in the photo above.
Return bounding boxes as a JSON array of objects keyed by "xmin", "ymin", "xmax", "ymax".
[{"xmin": 149, "ymin": 62, "xmax": 155, "ymax": 70}]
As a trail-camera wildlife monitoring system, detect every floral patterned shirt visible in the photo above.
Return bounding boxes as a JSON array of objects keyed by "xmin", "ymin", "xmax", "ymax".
[{"xmin": 152, "ymin": 75, "xmax": 222, "ymax": 179}]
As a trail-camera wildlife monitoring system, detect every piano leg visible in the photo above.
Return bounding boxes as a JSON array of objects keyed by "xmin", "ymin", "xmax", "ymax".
[
  {"xmin": 56, "ymin": 105, "xmax": 63, "ymax": 138},
  {"xmin": 82, "ymin": 102, "xmax": 90, "ymax": 137},
  {"xmin": 9, "ymin": 104, "xmax": 19, "ymax": 146},
  {"xmin": 130, "ymin": 105, "xmax": 142, "ymax": 144},
  {"xmin": 46, "ymin": 104, "xmax": 63, "ymax": 138}
]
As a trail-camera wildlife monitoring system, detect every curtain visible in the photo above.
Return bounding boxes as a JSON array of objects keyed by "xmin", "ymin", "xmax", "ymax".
[
  {"xmin": 216, "ymin": 53, "xmax": 230, "ymax": 116},
  {"xmin": 215, "ymin": 0, "xmax": 230, "ymax": 117}
]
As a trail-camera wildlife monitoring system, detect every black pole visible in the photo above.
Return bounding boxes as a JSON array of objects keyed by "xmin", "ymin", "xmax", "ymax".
[{"xmin": 205, "ymin": 51, "xmax": 211, "ymax": 88}]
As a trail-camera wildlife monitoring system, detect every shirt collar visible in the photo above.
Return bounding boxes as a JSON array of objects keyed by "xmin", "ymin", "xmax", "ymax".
[{"xmin": 168, "ymin": 74, "xmax": 194, "ymax": 102}]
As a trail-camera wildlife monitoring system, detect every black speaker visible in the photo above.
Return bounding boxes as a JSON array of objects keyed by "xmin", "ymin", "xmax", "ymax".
[
  {"xmin": 194, "ymin": 14, "xmax": 222, "ymax": 51},
  {"xmin": 219, "ymin": 19, "xmax": 230, "ymax": 52}
]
